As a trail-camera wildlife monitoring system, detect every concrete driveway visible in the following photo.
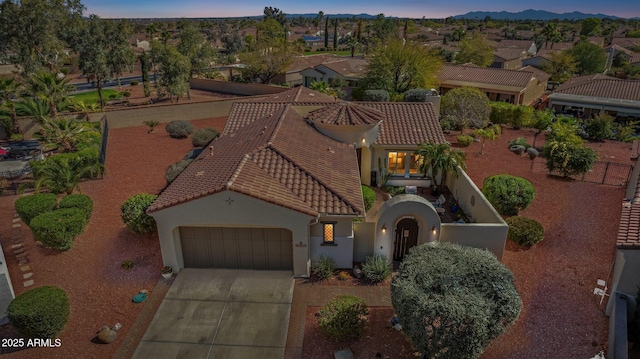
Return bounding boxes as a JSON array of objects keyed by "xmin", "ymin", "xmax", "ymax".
[{"xmin": 133, "ymin": 269, "xmax": 294, "ymax": 359}]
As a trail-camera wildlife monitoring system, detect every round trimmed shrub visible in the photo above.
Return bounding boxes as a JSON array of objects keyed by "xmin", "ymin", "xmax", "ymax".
[
  {"xmin": 363, "ymin": 89, "xmax": 390, "ymax": 102},
  {"xmin": 361, "ymin": 254, "xmax": 392, "ymax": 283},
  {"xmin": 457, "ymin": 134, "xmax": 474, "ymax": 147},
  {"xmin": 166, "ymin": 159, "xmax": 193, "ymax": 183},
  {"xmin": 506, "ymin": 216, "xmax": 544, "ymax": 246},
  {"xmin": 317, "ymin": 295, "xmax": 369, "ymax": 342},
  {"xmin": 361, "ymin": 185, "xmax": 376, "ymax": 212},
  {"xmin": 8, "ymin": 286, "xmax": 70, "ymax": 338},
  {"xmin": 404, "ymin": 88, "xmax": 428, "ymax": 102},
  {"xmin": 120, "ymin": 193, "xmax": 158, "ymax": 234},
  {"xmin": 165, "ymin": 120, "xmax": 195, "ymax": 139},
  {"xmin": 31, "ymin": 208, "xmax": 87, "ymax": 250},
  {"xmin": 59, "ymin": 194, "xmax": 93, "ymax": 220},
  {"xmin": 15, "ymin": 193, "xmax": 58, "ymax": 225},
  {"xmin": 191, "ymin": 127, "xmax": 219, "ymax": 147},
  {"xmin": 482, "ymin": 175, "xmax": 535, "ymax": 216}
]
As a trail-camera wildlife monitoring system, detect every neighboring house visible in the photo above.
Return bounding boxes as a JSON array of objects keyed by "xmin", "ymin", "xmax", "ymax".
[
  {"xmin": 439, "ymin": 64, "xmax": 549, "ymax": 105},
  {"xmin": 496, "ymin": 39, "xmax": 537, "ymax": 56},
  {"xmin": 522, "ymin": 49, "xmax": 556, "ymax": 69},
  {"xmin": 271, "ymin": 54, "xmax": 337, "ymax": 87},
  {"xmin": 301, "ymin": 35, "xmax": 324, "ymax": 49},
  {"xmin": 610, "ymin": 38, "xmax": 640, "ymax": 51},
  {"xmin": 491, "ymin": 48, "xmax": 527, "ymax": 70},
  {"xmin": 548, "ymin": 74, "xmax": 640, "ymax": 120},
  {"xmin": 148, "ymin": 87, "xmax": 507, "ymax": 277},
  {"xmin": 299, "ymin": 57, "xmax": 367, "ymax": 87}
]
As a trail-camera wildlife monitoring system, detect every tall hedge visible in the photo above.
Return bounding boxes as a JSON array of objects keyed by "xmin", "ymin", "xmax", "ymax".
[
  {"xmin": 361, "ymin": 185, "xmax": 376, "ymax": 212},
  {"xmin": 363, "ymin": 90, "xmax": 390, "ymax": 102},
  {"xmin": 15, "ymin": 193, "xmax": 58, "ymax": 225},
  {"xmin": 489, "ymin": 101, "xmax": 533, "ymax": 129},
  {"xmin": 121, "ymin": 193, "xmax": 158, "ymax": 234},
  {"xmin": 30, "ymin": 208, "xmax": 87, "ymax": 250},
  {"xmin": 59, "ymin": 194, "xmax": 93, "ymax": 221},
  {"xmin": 482, "ymin": 175, "xmax": 535, "ymax": 216},
  {"xmin": 8, "ymin": 286, "xmax": 70, "ymax": 338}
]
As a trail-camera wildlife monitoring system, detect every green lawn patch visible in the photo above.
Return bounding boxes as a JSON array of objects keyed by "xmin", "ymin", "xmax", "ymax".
[{"xmin": 69, "ymin": 89, "xmax": 122, "ymax": 104}]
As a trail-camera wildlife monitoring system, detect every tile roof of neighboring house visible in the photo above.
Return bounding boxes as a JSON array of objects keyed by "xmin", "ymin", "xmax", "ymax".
[
  {"xmin": 307, "ymin": 102, "xmax": 384, "ymax": 125},
  {"xmin": 631, "ymin": 53, "xmax": 640, "ymax": 65},
  {"xmin": 519, "ymin": 66, "xmax": 550, "ymax": 83},
  {"xmin": 617, "ymin": 173, "xmax": 640, "ymax": 248},
  {"xmin": 361, "ymin": 102, "xmax": 446, "ymax": 146},
  {"xmin": 496, "ymin": 40, "xmax": 534, "ymax": 49},
  {"xmin": 287, "ymin": 54, "xmax": 340, "ymax": 72},
  {"xmin": 250, "ymin": 86, "xmax": 339, "ymax": 103},
  {"xmin": 318, "ymin": 57, "xmax": 368, "ymax": 78},
  {"xmin": 148, "ymin": 105, "xmax": 364, "ymax": 216},
  {"xmin": 605, "ymin": 44, "xmax": 636, "ymax": 57},
  {"xmin": 539, "ymin": 42, "xmax": 574, "ymax": 51},
  {"xmin": 553, "ymin": 75, "xmax": 640, "ymax": 102},
  {"xmin": 611, "ymin": 38, "xmax": 640, "ymax": 49},
  {"xmin": 494, "ymin": 48, "xmax": 526, "ymax": 61},
  {"xmin": 439, "ymin": 64, "xmax": 535, "ymax": 90}
]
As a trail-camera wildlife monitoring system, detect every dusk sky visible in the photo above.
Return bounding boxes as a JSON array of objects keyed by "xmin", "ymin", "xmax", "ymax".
[{"xmin": 83, "ymin": 0, "xmax": 640, "ymax": 19}]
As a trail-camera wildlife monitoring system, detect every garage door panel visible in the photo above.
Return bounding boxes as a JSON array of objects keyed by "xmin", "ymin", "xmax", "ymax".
[
  {"xmin": 222, "ymin": 228, "xmax": 238, "ymax": 268},
  {"xmin": 237, "ymin": 228, "xmax": 254, "ymax": 269},
  {"xmin": 250, "ymin": 229, "xmax": 267, "ymax": 269}
]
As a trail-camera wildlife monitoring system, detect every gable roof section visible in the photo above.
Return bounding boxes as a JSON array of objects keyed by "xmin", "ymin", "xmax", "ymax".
[
  {"xmin": 148, "ymin": 105, "xmax": 364, "ymax": 216},
  {"xmin": 519, "ymin": 66, "xmax": 550, "ymax": 83},
  {"xmin": 617, "ymin": 174, "xmax": 640, "ymax": 249},
  {"xmin": 553, "ymin": 75, "xmax": 640, "ymax": 102},
  {"xmin": 317, "ymin": 58, "xmax": 367, "ymax": 78},
  {"xmin": 496, "ymin": 39, "xmax": 534, "ymax": 49},
  {"xmin": 494, "ymin": 48, "xmax": 526, "ymax": 61},
  {"xmin": 439, "ymin": 64, "xmax": 534, "ymax": 90},
  {"xmin": 307, "ymin": 102, "xmax": 384, "ymax": 125},
  {"xmin": 287, "ymin": 54, "xmax": 339, "ymax": 72},
  {"xmin": 251, "ymin": 86, "xmax": 338, "ymax": 103}
]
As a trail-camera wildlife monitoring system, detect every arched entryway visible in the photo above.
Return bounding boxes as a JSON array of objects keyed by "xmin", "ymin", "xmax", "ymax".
[{"xmin": 393, "ymin": 217, "xmax": 419, "ymax": 261}]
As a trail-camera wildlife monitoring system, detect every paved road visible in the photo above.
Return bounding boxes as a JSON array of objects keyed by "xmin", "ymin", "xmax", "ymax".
[{"xmin": 70, "ymin": 74, "xmax": 157, "ymax": 93}]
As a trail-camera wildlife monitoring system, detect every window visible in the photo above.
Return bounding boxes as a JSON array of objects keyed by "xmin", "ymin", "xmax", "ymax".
[
  {"xmin": 322, "ymin": 222, "xmax": 336, "ymax": 244},
  {"xmin": 409, "ymin": 154, "xmax": 421, "ymax": 174},
  {"xmin": 388, "ymin": 151, "xmax": 421, "ymax": 176}
]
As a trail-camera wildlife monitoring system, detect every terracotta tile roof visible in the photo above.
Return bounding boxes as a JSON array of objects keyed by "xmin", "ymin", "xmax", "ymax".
[
  {"xmin": 318, "ymin": 58, "xmax": 368, "ymax": 78},
  {"xmin": 494, "ymin": 48, "xmax": 526, "ymax": 61},
  {"xmin": 611, "ymin": 38, "xmax": 640, "ymax": 49},
  {"xmin": 223, "ymin": 102, "xmax": 286, "ymax": 136},
  {"xmin": 631, "ymin": 53, "xmax": 640, "ymax": 65},
  {"xmin": 617, "ymin": 174, "xmax": 640, "ymax": 248},
  {"xmin": 495, "ymin": 40, "xmax": 534, "ymax": 49},
  {"xmin": 553, "ymin": 75, "xmax": 640, "ymax": 102},
  {"xmin": 307, "ymin": 102, "xmax": 384, "ymax": 125},
  {"xmin": 440, "ymin": 64, "xmax": 535, "ymax": 89},
  {"xmin": 287, "ymin": 54, "xmax": 339, "ymax": 72},
  {"xmin": 252, "ymin": 87, "xmax": 339, "ymax": 103},
  {"xmin": 360, "ymin": 102, "xmax": 446, "ymax": 146},
  {"xmin": 148, "ymin": 105, "xmax": 364, "ymax": 216},
  {"xmin": 519, "ymin": 66, "xmax": 550, "ymax": 83}
]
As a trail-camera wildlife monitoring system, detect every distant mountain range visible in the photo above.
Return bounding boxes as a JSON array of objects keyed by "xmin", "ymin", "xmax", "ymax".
[{"xmin": 453, "ymin": 9, "xmax": 638, "ymax": 20}]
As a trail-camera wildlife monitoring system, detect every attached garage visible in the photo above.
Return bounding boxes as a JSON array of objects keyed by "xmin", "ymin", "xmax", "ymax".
[{"xmin": 179, "ymin": 227, "xmax": 293, "ymax": 270}]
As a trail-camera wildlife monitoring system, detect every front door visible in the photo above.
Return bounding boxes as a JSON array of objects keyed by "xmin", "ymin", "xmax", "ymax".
[{"xmin": 393, "ymin": 218, "xmax": 419, "ymax": 261}]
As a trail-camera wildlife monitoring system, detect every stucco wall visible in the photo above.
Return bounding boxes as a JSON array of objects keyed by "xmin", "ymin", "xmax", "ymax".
[
  {"xmin": 439, "ymin": 223, "xmax": 508, "ymax": 260},
  {"xmin": 150, "ymin": 191, "xmax": 314, "ymax": 276},
  {"xmin": 310, "ymin": 216, "xmax": 355, "ymax": 268},
  {"xmin": 353, "ymin": 222, "xmax": 375, "ymax": 262},
  {"xmin": 190, "ymin": 78, "xmax": 290, "ymax": 96},
  {"xmin": 445, "ymin": 168, "xmax": 505, "ymax": 224},
  {"xmin": 313, "ymin": 123, "xmax": 379, "ymax": 148}
]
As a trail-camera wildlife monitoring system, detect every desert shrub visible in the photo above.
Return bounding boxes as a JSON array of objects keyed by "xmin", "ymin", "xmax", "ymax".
[
  {"xmin": 130, "ymin": 80, "xmax": 139, "ymax": 85},
  {"xmin": 59, "ymin": 194, "xmax": 93, "ymax": 220},
  {"xmin": 337, "ymin": 271, "xmax": 351, "ymax": 281},
  {"xmin": 381, "ymin": 185, "xmax": 405, "ymax": 196},
  {"xmin": 120, "ymin": 193, "xmax": 158, "ymax": 234},
  {"xmin": 404, "ymin": 88, "xmax": 429, "ymax": 102},
  {"xmin": 312, "ymin": 256, "xmax": 336, "ymax": 280},
  {"xmin": 482, "ymin": 175, "xmax": 535, "ymax": 216},
  {"xmin": 526, "ymin": 147, "xmax": 539, "ymax": 159},
  {"xmin": 165, "ymin": 120, "xmax": 195, "ymax": 138},
  {"xmin": 15, "ymin": 193, "xmax": 58, "ymax": 225},
  {"xmin": 361, "ymin": 254, "xmax": 392, "ymax": 283},
  {"xmin": 506, "ymin": 216, "xmax": 544, "ymax": 246},
  {"xmin": 363, "ymin": 89, "xmax": 390, "ymax": 102},
  {"xmin": 457, "ymin": 134, "xmax": 474, "ymax": 147},
  {"xmin": 191, "ymin": 127, "xmax": 219, "ymax": 147},
  {"xmin": 583, "ymin": 114, "xmax": 613, "ymax": 141},
  {"xmin": 543, "ymin": 141, "xmax": 598, "ymax": 177},
  {"xmin": 361, "ymin": 185, "xmax": 376, "ymax": 212},
  {"xmin": 121, "ymin": 260, "xmax": 134, "ymax": 270},
  {"xmin": 30, "ymin": 208, "xmax": 87, "ymax": 250},
  {"xmin": 612, "ymin": 121, "xmax": 640, "ymax": 142},
  {"xmin": 507, "ymin": 137, "xmax": 530, "ymax": 149},
  {"xmin": 317, "ymin": 295, "xmax": 369, "ymax": 342},
  {"xmin": 8, "ymin": 286, "xmax": 70, "ymax": 338},
  {"xmin": 166, "ymin": 159, "xmax": 193, "ymax": 183},
  {"xmin": 121, "ymin": 91, "xmax": 131, "ymax": 98},
  {"xmin": 546, "ymin": 119, "xmax": 583, "ymax": 146}
]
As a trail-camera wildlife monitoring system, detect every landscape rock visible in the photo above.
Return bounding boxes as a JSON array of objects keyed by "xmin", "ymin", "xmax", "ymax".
[
  {"xmin": 97, "ymin": 328, "xmax": 117, "ymax": 344},
  {"xmin": 334, "ymin": 348, "xmax": 354, "ymax": 359}
]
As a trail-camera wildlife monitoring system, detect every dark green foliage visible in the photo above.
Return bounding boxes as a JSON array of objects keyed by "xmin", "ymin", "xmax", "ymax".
[
  {"xmin": 613, "ymin": 121, "xmax": 640, "ymax": 143},
  {"xmin": 130, "ymin": 80, "xmax": 139, "ymax": 85},
  {"xmin": 506, "ymin": 216, "xmax": 545, "ymax": 246},
  {"xmin": 570, "ymin": 41, "xmax": 607, "ymax": 75},
  {"xmin": 121, "ymin": 260, "xmax": 134, "ymax": 270},
  {"xmin": 543, "ymin": 141, "xmax": 598, "ymax": 177},
  {"xmin": 312, "ymin": 256, "xmax": 336, "ymax": 280},
  {"xmin": 8, "ymin": 286, "xmax": 70, "ymax": 339},
  {"xmin": 15, "ymin": 194, "xmax": 58, "ymax": 225},
  {"xmin": 166, "ymin": 159, "xmax": 193, "ymax": 183},
  {"xmin": 317, "ymin": 295, "xmax": 369, "ymax": 342},
  {"xmin": 507, "ymin": 137, "xmax": 530, "ymax": 149},
  {"xmin": 489, "ymin": 102, "xmax": 533, "ymax": 129},
  {"xmin": 165, "ymin": 120, "xmax": 195, "ymax": 138},
  {"xmin": 583, "ymin": 114, "xmax": 613, "ymax": 141},
  {"xmin": 361, "ymin": 254, "xmax": 392, "ymax": 283},
  {"xmin": 391, "ymin": 243, "xmax": 521, "ymax": 359},
  {"xmin": 120, "ymin": 193, "xmax": 158, "ymax": 234},
  {"xmin": 30, "ymin": 208, "xmax": 87, "ymax": 250},
  {"xmin": 404, "ymin": 88, "xmax": 429, "ymax": 102},
  {"xmin": 191, "ymin": 127, "xmax": 219, "ymax": 147},
  {"xmin": 482, "ymin": 175, "xmax": 535, "ymax": 216},
  {"xmin": 361, "ymin": 185, "xmax": 376, "ymax": 212},
  {"xmin": 381, "ymin": 185, "xmax": 405, "ymax": 196},
  {"xmin": 457, "ymin": 134, "xmax": 474, "ymax": 147},
  {"xmin": 441, "ymin": 87, "xmax": 491, "ymax": 132},
  {"xmin": 59, "ymin": 194, "xmax": 93, "ymax": 221},
  {"xmin": 363, "ymin": 90, "xmax": 390, "ymax": 102}
]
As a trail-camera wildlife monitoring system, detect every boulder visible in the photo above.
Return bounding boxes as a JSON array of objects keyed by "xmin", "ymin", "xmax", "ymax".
[{"xmin": 97, "ymin": 328, "xmax": 117, "ymax": 344}]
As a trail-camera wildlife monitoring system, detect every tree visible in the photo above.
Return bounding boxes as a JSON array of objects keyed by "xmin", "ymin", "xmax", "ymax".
[
  {"xmin": 361, "ymin": 39, "xmax": 442, "ymax": 95},
  {"xmin": 68, "ymin": 99, "xmax": 99, "ymax": 121},
  {"xmin": 324, "ymin": 17, "xmax": 329, "ymax": 48},
  {"xmin": 176, "ymin": 20, "xmax": 215, "ymax": 77},
  {"xmin": 34, "ymin": 154, "xmax": 103, "ymax": 194},
  {"xmin": 154, "ymin": 44, "xmax": 191, "ymax": 102},
  {"xmin": 370, "ymin": 14, "xmax": 397, "ymax": 43},
  {"xmin": 541, "ymin": 22, "xmax": 563, "ymax": 49},
  {"xmin": 482, "ymin": 174, "xmax": 536, "ymax": 215},
  {"xmin": 529, "ymin": 109, "xmax": 554, "ymax": 147},
  {"xmin": 15, "ymin": 97, "xmax": 50, "ymax": 123},
  {"xmin": 333, "ymin": 19, "xmax": 338, "ymax": 50},
  {"xmin": 106, "ymin": 19, "xmax": 136, "ymax": 88},
  {"xmin": 441, "ymin": 87, "xmax": 491, "ymax": 133},
  {"xmin": 474, "ymin": 124, "xmax": 501, "ymax": 155},
  {"xmin": 140, "ymin": 51, "xmax": 151, "ymax": 97},
  {"xmin": 391, "ymin": 242, "xmax": 521, "ymax": 359},
  {"xmin": 415, "ymin": 143, "xmax": 466, "ymax": 193},
  {"xmin": 28, "ymin": 72, "xmax": 74, "ymax": 118},
  {"xmin": 239, "ymin": 19, "xmax": 296, "ymax": 84},
  {"xmin": 580, "ymin": 18, "xmax": 602, "ymax": 37},
  {"xmin": 543, "ymin": 141, "xmax": 598, "ymax": 178},
  {"xmin": 570, "ymin": 41, "xmax": 607, "ymax": 75},
  {"xmin": 0, "ymin": 77, "xmax": 22, "ymax": 133},
  {"xmin": 542, "ymin": 50, "xmax": 577, "ymax": 84},
  {"xmin": 74, "ymin": 15, "xmax": 109, "ymax": 108},
  {"xmin": 36, "ymin": 117, "xmax": 87, "ymax": 152},
  {"xmin": 455, "ymin": 33, "xmax": 494, "ymax": 67}
]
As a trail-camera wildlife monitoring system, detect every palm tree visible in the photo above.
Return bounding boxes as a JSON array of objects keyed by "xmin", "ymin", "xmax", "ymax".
[
  {"xmin": 346, "ymin": 36, "xmax": 359, "ymax": 57},
  {"xmin": 36, "ymin": 117, "xmax": 87, "ymax": 152},
  {"xmin": 309, "ymin": 80, "xmax": 338, "ymax": 97},
  {"xmin": 0, "ymin": 78, "xmax": 22, "ymax": 134},
  {"xmin": 15, "ymin": 98, "xmax": 51, "ymax": 124},
  {"xmin": 474, "ymin": 124, "xmax": 501, "ymax": 155},
  {"xmin": 34, "ymin": 155, "xmax": 103, "ymax": 195},
  {"xmin": 28, "ymin": 72, "xmax": 74, "ymax": 118},
  {"xmin": 415, "ymin": 143, "xmax": 466, "ymax": 193},
  {"xmin": 68, "ymin": 99, "xmax": 100, "ymax": 121}
]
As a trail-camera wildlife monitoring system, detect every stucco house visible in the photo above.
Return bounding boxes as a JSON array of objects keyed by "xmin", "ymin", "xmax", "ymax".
[{"xmin": 148, "ymin": 87, "xmax": 507, "ymax": 277}]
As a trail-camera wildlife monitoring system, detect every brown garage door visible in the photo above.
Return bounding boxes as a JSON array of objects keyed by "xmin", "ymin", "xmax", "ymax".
[{"xmin": 179, "ymin": 227, "xmax": 293, "ymax": 270}]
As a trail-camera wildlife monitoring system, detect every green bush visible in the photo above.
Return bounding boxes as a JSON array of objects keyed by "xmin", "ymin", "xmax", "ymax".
[
  {"xmin": 361, "ymin": 185, "xmax": 376, "ymax": 212},
  {"xmin": 165, "ymin": 120, "xmax": 195, "ymax": 139},
  {"xmin": 363, "ymin": 90, "xmax": 390, "ymax": 102},
  {"xmin": 583, "ymin": 114, "xmax": 613, "ymax": 141},
  {"xmin": 543, "ymin": 141, "xmax": 598, "ymax": 178},
  {"xmin": 15, "ymin": 193, "xmax": 58, "ymax": 225},
  {"xmin": 120, "ymin": 193, "xmax": 158, "ymax": 234},
  {"xmin": 489, "ymin": 102, "xmax": 533, "ymax": 129},
  {"xmin": 59, "ymin": 194, "xmax": 93, "ymax": 220},
  {"xmin": 361, "ymin": 254, "xmax": 392, "ymax": 283},
  {"xmin": 312, "ymin": 256, "xmax": 336, "ymax": 280},
  {"xmin": 482, "ymin": 175, "xmax": 535, "ymax": 216},
  {"xmin": 506, "ymin": 216, "xmax": 544, "ymax": 246},
  {"xmin": 507, "ymin": 137, "xmax": 530, "ymax": 149},
  {"xmin": 130, "ymin": 80, "xmax": 139, "ymax": 85},
  {"xmin": 166, "ymin": 159, "xmax": 193, "ymax": 183},
  {"xmin": 381, "ymin": 185, "xmax": 405, "ymax": 196},
  {"xmin": 613, "ymin": 121, "xmax": 640, "ymax": 143},
  {"xmin": 30, "ymin": 208, "xmax": 87, "ymax": 250},
  {"xmin": 457, "ymin": 134, "xmax": 474, "ymax": 147},
  {"xmin": 191, "ymin": 127, "xmax": 219, "ymax": 147},
  {"xmin": 8, "ymin": 286, "xmax": 70, "ymax": 338},
  {"xmin": 404, "ymin": 88, "xmax": 429, "ymax": 102},
  {"xmin": 317, "ymin": 295, "xmax": 369, "ymax": 342}
]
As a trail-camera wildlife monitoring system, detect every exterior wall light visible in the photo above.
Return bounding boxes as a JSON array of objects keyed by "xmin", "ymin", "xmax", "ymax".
[
  {"xmin": 432, "ymin": 225, "xmax": 437, "ymax": 234},
  {"xmin": 381, "ymin": 224, "xmax": 387, "ymax": 233}
]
